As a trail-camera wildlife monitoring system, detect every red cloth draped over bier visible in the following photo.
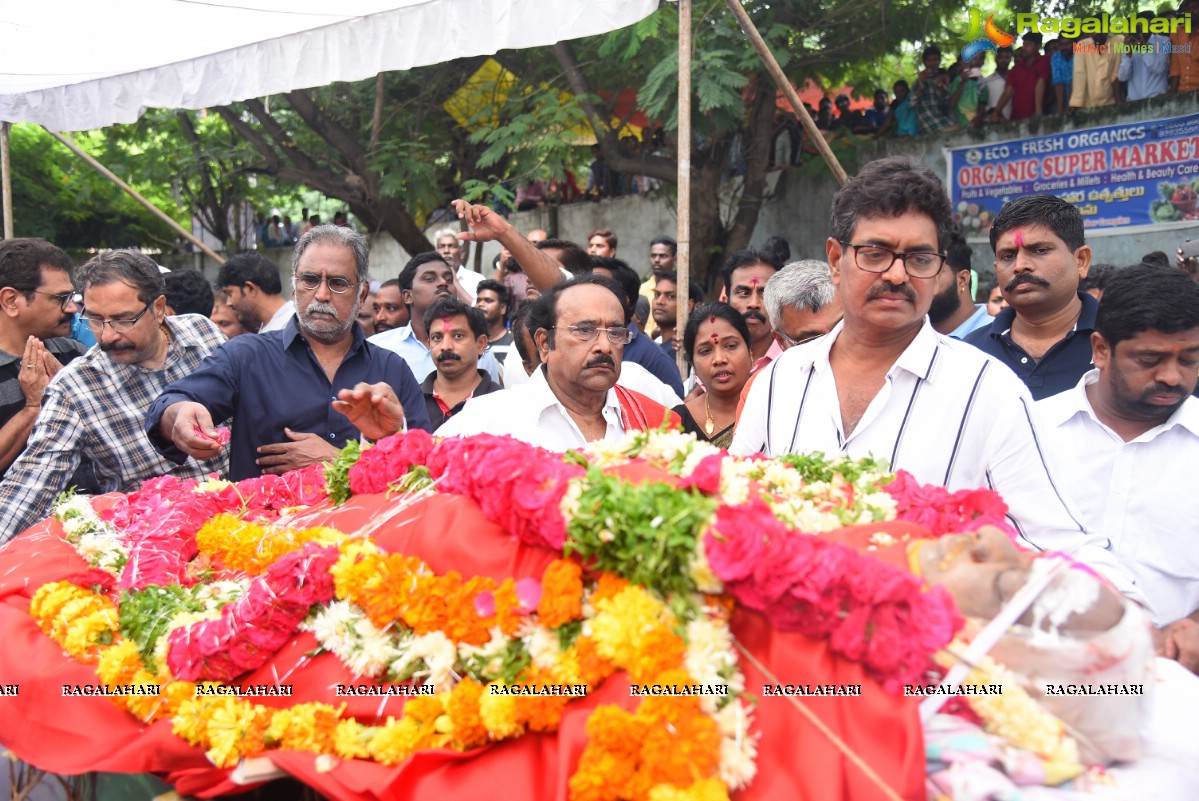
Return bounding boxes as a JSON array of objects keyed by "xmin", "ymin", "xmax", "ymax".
[{"xmin": 0, "ymin": 483, "xmax": 928, "ymax": 800}]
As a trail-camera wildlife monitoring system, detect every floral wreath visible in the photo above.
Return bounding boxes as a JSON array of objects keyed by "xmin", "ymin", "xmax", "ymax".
[{"xmin": 32, "ymin": 428, "xmax": 1019, "ymax": 799}]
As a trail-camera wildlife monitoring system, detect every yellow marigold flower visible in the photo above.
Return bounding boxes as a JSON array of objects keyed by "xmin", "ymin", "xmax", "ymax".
[
  {"xmin": 204, "ymin": 698, "xmax": 269, "ymax": 767},
  {"xmin": 538, "ymin": 560, "xmax": 584, "ymax": 629},
  {"xmin": 96, "ymin": 640, "xmax": 142, "ymax": 686},
  {"xmin": 647, "ymin": 777, "xmax": 730, "ymax": 801},
  {"xmin": 591, "ymin": 585, "xmax": 670, "ymax": 668},
  {"xmin": 161, "ymin": 681, "xmax": 197, "ymax": 715},
  {"xmin": 122, "ymin": 668, "xmax": 166, "ymax": 721},
  {"xmin": 333, "ymin": 719, "xmax": 372, "ymax": 760},
  {"xmin": 403, "ymin": 695, "xmax": 444, "ymax": 724},
  {"xmin": 195, "ymin": 515, "xmax": 266, "ymax": 573},
  {"xmin": 478, "ymin": 682, "xmax": 523, "ymax": 740},
  {"xmin": 368, "ymin": 717, "xmax": 424, "ymax": 765},
  {"xmin": 170, "ymin": 697, "xmax": 211, "ymax": 745}
]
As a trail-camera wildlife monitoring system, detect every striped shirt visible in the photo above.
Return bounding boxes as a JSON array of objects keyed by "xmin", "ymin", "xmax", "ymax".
[
  {"xmin": 731, "ymin": 320, "xmax": 1139, "ymax": 599},
  {"xmin": 0, "ymin": 314, "xmax": 229, "ymax": 544}
]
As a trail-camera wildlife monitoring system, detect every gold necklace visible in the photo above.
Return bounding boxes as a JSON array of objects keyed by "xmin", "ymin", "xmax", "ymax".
[{"xmin": 704, "ymin": 393, "xmax": 716, "ymax": 436}]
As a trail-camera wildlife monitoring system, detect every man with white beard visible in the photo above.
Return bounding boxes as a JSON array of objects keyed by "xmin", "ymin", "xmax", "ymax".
[{"xmin": 147, "ymin": 225, "xmax": 430, "ymax": 481}]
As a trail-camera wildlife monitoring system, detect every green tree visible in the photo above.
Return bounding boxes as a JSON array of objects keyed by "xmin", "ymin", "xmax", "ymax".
[
  {"xmin": 211, "ymin": 59, "xmax": 495, "ymax": 254},
  {"xmin": 7, "ymin": 124, "xmax": 175, "ymax": 250},
  {"xmin": 477, "ymin": 0, "xmax": 965, "ymax": 289}
]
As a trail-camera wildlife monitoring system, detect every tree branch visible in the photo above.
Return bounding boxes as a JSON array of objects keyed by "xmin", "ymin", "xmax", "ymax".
[{"xmin": 551, "ymin": 41, "xmax": 676, "ymax": 183}]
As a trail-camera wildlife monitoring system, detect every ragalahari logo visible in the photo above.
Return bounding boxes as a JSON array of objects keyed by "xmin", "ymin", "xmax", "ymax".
[{"xmin": 958, "ymin": 8, "xmax": 1017, "ymax": 61}]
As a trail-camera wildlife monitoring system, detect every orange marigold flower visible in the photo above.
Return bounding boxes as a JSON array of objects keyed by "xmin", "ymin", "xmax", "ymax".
[
  {"xmin": 568, "ymin": 747, "xmax": 636, "ymax": 801},
  {"xmin": 538, "ymin": 560, "xmax": 584, "ymax": 629},
  {"xmin": 514, "ymin": 667, "xmax": 570, "ymax": 733},
  {"xmin": 639, "ymin": 711, "xmax": 721, "ymax": 787},
  {"xmin": 571, "ymin": 636, "xmax": 616, "ymax": 687},
  {"xmin": 626, "ymin": 625, "xmax": 686, "ymax": 684},
  {"xmin": 590, "ymin": 573, "xmax": 630, "ymax": 606},
  {"xmin": 444, "ymin": 677, "xmax": 488, "ymax": 749},
  {"xmin": 491, "ymin": 579, "xmax": 523, "ymax": 637},
  {"xmin": 584, "ymin": 705, "xmax": 644, "ymax": 757}
]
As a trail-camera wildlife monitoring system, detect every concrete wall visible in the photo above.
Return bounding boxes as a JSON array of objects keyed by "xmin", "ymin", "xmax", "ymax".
[{"xmin": 163, "ymin": 93, "xmax": 1199, "ymax": 289}]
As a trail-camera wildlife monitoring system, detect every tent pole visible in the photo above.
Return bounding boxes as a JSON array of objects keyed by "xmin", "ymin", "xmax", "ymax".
[
  {"xmin": 1, "ymin": 122, "xmax": 12, "ymax": 239},
  {"xmin": 42, "ymin": 128, "xmax": 226, "ymax": 265},
  {"xmin": 674, "ymin": 0, "xmax": 692, "ymax": 379},
  {"xmin": 723, "ymin": 0, "xmax": 848, "ymax": 186}
]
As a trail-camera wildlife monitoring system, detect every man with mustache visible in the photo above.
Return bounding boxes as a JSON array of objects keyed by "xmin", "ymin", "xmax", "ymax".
[
  {"xmin": 437, "ymin": 274, "xmax": 678, "ymax": 449},
  {"xmin": 420, "ymin": 297, "xmax": 500, "ymax": 429},
  {"xmin": 369, "ymin": 253, "xmax": 501, "ymax": 386},
  {"xmin": 0, "ymin": 239, "xmax": 86, "ymax": 478},
  {"xmin": 964, "ymin": 195, "xmax": 1096, "ymax": 400},
  {"xmin": 732, "ymin": 157, "xmax": 1138, "ymax": 599},
  {"xmin": 0, "ymin": 250, "xmax": 228, "ymax": 543},
  {"xmin": 1036, "ymin": 264, "xmax": 1199, "ymax": 672},
  {"xmin": 372, "ymin": 279, "xmax": 409, "ymax": 334},
  {"xmin": 147, "ymin": 225, "xmax": 430, "ymax": 482},
  {"xmin": 721, "ymin": 250, "xmax": 781, "ymax": 374}
]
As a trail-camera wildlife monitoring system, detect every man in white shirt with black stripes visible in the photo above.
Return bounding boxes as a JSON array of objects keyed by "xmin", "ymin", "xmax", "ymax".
[
  {"xmin": 1036, "ymin": 264, "xmax": 1199, "ymax": 670},
  {"xmin": 732, "ymin": 157, "xmax": 1136, "ymax": 598}
]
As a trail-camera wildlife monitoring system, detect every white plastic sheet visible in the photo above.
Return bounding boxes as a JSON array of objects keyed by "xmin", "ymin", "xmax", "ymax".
[{"xmin": 0, "ymin": 0, "xmax": 658, "ymax": 131}]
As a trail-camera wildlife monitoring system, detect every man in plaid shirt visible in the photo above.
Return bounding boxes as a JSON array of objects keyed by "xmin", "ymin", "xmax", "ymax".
[{"xmin": 0, "ymin": 251, "xmax": 228, "ymax": 544}]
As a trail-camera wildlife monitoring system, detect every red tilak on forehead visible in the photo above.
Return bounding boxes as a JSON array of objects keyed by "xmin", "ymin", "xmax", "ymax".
[
  {"xmin": 709, "ymin": 315, "xmax": 718, "ymax": 325},
  {"xmin": 1013, "ymin": 228, "xmax": 1024, "ymax": 248},
  {"xmin": 710, "ymin": 332, "xmax": 720, "ymax": 344},
  {"xmin": 750, "ymin": 276, "xmax": 760, "ymax": 287},
  {"xmin": 442, "ymin": 315, "xmax": 452, "ymax": 330}
]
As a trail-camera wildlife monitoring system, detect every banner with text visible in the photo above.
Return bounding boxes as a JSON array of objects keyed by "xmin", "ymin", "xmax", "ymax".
[{"xmin": 945, "ymin": 113, "xmax": 1199, "ymax": 238}]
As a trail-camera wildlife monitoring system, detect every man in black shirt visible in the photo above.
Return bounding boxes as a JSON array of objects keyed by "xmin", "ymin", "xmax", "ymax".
[
  {"xmin": 0, "ymin": 239, "xmax": 87, "ymax": 476},
  {"xmin": 965, "ymin": 195, "xmax": 1097, "ymax": 400},
  {"xmin": 422, "ymin": 297, "xmax": 500, "ymax": 429}
]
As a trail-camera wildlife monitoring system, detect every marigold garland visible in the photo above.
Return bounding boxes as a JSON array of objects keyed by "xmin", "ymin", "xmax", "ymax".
[{"xmin": 30, "ymin": 428, "xmax": 1022, "ymax": 797}]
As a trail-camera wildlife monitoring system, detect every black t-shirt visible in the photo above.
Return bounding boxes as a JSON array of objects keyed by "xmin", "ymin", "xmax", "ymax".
[{"xmin": 0, "ymin": 336, "xmax": 90, "ymax": 482}]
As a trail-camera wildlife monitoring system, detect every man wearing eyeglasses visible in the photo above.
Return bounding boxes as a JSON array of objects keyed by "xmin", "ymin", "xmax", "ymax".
[
  {"xmin": 730, "ymin": 157, "xmax": 1138, "ymax": 600},
  {"xmin": 0, "ymin": 239, "xmax": 87, "ymax": 478},
  {"xmin": 146, "ymin": 225, "xmax": 431, "ymax": 482},
  {"xmin": 436, "ymin": 274, "xmax": 678, "ymax": 450},
  {"xmin": 0, "ymin": 249, "xmax": 229, "ymax": 544}
]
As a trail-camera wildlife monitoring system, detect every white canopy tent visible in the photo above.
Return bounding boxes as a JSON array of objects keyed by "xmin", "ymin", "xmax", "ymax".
[
  {"xmin": 0, "ymin": 0, "xmax": 658, "ymax": 131},
  {"xmin": 0, "ymin": 0, "xmax": 658, "ymax": 244}
]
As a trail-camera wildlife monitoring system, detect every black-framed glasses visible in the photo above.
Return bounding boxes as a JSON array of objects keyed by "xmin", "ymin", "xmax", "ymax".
[
  {"xmin": 31, "ymin": 290, "xmax": 81, "ymax": 311},
  {"xmin": 294, "ymin": 273, "xmax": 361, "ymax": 294},
  {"xmin": 555, "ymin": 324, "xmax": 634, "ymax": 345},
  {"xmin": 79, "ymin": 302, "xmax": 153, "ymax": 333},
  {"xmin": 842, "ymin": 243, "xmax": 946, "ymax": 279}
]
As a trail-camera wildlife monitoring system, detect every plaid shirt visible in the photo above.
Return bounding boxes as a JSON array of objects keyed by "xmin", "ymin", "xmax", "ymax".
[{"xmin": 0, "ymin": 314, "xmax": 228, "ymax": 544}]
